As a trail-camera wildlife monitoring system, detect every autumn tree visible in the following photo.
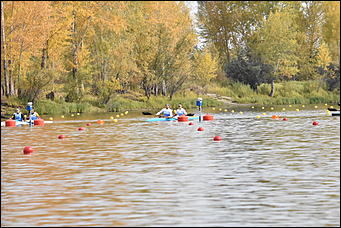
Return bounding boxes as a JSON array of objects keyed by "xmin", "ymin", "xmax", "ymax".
[
  {"xmin": 192, "ymin": 48, "xmax": 218, "ymax": 87},
  {"xmin": 250, "ymin": 7, "xmax": 300, "ymax": 97},
  {"xmin": 197, "ymin": 1, "xmax": 277, "ymax": 66},
  {"xmin": 322, "ymin": 1, "xmax": 340, "ymax": 64}
]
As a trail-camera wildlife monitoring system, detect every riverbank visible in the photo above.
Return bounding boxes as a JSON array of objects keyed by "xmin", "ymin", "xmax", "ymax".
[{"xmin": 1, "ymin": 80, "xmax": 339, "ymax": 120}]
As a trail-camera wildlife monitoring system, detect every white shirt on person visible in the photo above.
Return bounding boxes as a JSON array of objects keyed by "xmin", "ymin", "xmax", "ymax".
[
  {"xmin": 175, "ymin": 108, "xmax": 187, "ymax": 116},
  {"xmin": 156, "ymin": 108, "xmax": 173, "ymax": 117}
]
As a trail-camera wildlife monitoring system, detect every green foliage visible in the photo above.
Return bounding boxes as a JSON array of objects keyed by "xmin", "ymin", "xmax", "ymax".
[
  {"xmin": 34, "ymin": 99, "xmax": 98, "ymax": 114},
  {"xmin": 224, "ymin": 51, "xmax": 273, "ymax": 90},
  {"xmin": 250, "ymin": 8, "xmax": 300, "ymax": 79},
  {"xmin": 208, "ymin": 80, "xmax": 339, "ymax": 105},
  {"xmin": 97, "ymin": 79, "xmax": 121, "ymax": 104},
  {"xmin": 19, "ymin": 68, "xmax": 55, "ymax": 102}
]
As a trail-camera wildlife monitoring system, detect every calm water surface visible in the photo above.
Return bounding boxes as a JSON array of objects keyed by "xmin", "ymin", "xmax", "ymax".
[{"xmin": 1, "ymin": 108, "xmax": 340, "ymax": 227}]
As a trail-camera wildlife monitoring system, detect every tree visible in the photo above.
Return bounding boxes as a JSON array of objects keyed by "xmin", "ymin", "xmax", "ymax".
[
  {"xmin": 250, "ymin": 8, "xmax": 300, "ymax": 97},
  {"xmin": 197, "ymin": 1, "xmax": 278, "ymax": 66},
  {"xmin": 192, "ymin": 49, "xmax": 218, "ymax": 87},
  {"xmin": 225, "ymin": 50, "xmax": 273, "ymax": 91},
  {"xmin": 322, "ymin": 1, "xmax": 340, "ymax": 64}
]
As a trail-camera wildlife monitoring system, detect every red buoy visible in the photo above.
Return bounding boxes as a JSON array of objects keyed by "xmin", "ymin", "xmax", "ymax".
[
  {"xmin": 189, "ymin": 122, "xmax": 194, "ymax": 125},
  {"xmin": 213, "ymin": 136, "xmax": 222, "ymax": 141},
  {"xmin": 78, "ymin": 127, "xmax": 85, "ymax": 131},
  {"xmin": 86, "ymin": 123, "xmax": 92, "ymax": 126},
  {"xmin": 203, "ymin": 114, "xmax": 214, "ymax": 121},
  {"xmin": 58, "ymin": 135, "xmax": 65, "ymax": 139},
  {"xmin": 197, "ymin": 127, "xmax": 204, "ymax": 131},
  {"xmin": 282, "ymin": 117, "xmax": 288, "ymax": 121},
  {"xmin": 5, "ymin": 119, "xmax": 16, "ymax": 127},
  {"xmin": 23, "ymin": 146, "xmax": 33, "ymax": 155},
  {"xmin": 34, "ymin": 118, "xmax": 44, "ymax": 126},
  {"xmin": 312, "ymin": 121, "xmax": 319, "ymax": 126},
  {"xmin": 178, "ymin": 116, "xmax": 189, "ymax": 122}
]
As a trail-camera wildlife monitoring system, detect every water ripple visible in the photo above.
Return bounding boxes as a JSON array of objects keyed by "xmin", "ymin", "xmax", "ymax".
[{"xmin": 1, "ymin": 110, "xmax": 339, "ymax": 226}]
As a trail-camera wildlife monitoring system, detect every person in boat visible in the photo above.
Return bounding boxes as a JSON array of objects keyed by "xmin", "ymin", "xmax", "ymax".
[
  {"xmin": 28, "ymin": 108, "xmax": 40, "ymax": 121},
  {"xmin": 173, "ymin": 103, "xmax": 187, "ymax": 117},
  {"xmin": 11, "ymin": 108, "xmax": 25, "ymax": 122},
  {"xmin": 156, "ymin": 104, "xmax": 173, "ymax": 117}
]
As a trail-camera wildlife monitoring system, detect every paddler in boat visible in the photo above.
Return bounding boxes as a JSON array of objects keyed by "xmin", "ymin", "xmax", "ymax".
[
  {"xmin": 11, "ymin": 108, "xmax": 25, "ymax": 122},
  {"xmin": 173, "ymin": 103, "xmax": 187, "ymax": 117},
  {"xmin": 156, "ymin": 104, "xmax": 173, "ymax": 118},
  {"xmin": 28, "ymin": 108, "xmax": 40, "ymax": 122}
]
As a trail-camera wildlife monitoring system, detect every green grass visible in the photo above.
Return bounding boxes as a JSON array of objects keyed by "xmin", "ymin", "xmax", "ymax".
[
  {"xmin": 208, "ymin": 80, "xmax": 340, "ymax": 105},
  {"xmin": 2, "ymin": 80, "xmax": 339, "ymax": 116},
  {"xmin": 106, "ymin": 91, "xmax": 223, "ymax": 112},
  {"xmin": 34, "ymin": 99, "xmax": 104, "ymax": 115}
]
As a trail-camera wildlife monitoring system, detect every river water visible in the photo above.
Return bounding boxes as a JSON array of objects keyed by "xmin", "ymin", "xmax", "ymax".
[{"xmin": 1, "ymin": 107, "xmax": 340, "ymax": 227}]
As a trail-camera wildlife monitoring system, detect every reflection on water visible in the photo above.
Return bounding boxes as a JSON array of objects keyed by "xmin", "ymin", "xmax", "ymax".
[{"xmin": 1, "ymin": 110, "xmax": 340, "ymax": 226}]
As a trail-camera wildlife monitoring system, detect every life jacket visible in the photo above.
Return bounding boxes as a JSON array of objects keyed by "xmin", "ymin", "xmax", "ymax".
[
  {"xmin": 30, "ymin": 112, "xmax": 38, "ymax": 121},
  {"xmin": 176, "ymin": 109, "xmax": 186, "ymax": 116},
  {"xmin": 14, "ymin": 112, "xmax": 22, "ymax": 121},
  {"xmin": 163, "ymin": 109, "xmax": 172, "ymax": 117}
]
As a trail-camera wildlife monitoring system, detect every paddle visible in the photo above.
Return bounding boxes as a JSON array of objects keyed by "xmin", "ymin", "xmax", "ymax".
[
  {"xmin": 142, "ymin": 112, "xmax": 153, "ymax": 115},
  {"xmin": 328, "ymin": 108, "xmax": 338, "ymax": 111}
]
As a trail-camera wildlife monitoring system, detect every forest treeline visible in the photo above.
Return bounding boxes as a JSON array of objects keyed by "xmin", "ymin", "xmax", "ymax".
[{"xmin": 1, "ymin": 1, "xmax": 340, "ymax": 106}]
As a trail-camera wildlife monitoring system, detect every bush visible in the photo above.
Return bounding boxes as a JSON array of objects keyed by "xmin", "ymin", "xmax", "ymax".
[{"xmin": 34, "ymin": 100, "xmax": 97, "ymax": 115}]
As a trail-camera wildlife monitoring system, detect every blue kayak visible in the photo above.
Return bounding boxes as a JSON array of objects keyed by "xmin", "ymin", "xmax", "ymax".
[{"xmin": 146, "ymin": 116, "xmax": 199, "ymax": 122}]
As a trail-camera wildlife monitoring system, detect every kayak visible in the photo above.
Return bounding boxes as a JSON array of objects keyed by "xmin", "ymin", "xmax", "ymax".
[
  {"xmin": 1, "ymin": 120, "xmax": 53, "ymax": 127},
  {"xmin": 146, "ymin": 116, "xmax": 199, "ymax": 122}
]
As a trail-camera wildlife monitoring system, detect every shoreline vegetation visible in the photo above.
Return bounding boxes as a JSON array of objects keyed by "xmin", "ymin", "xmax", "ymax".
[
  {"xmin": 1, "ymin": 2, "xmax": 340, "ymax": 120},
  {"xmin": 1, "ymin": 80, "xmax": 339, "ymax": 120}
]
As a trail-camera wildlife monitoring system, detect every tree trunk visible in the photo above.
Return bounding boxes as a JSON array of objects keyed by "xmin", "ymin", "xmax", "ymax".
[
  {"xmin": 161, "ymin": 80, "xmax": 167, "ymax": 96},
  {"xmin": 71, "ymin": 9, "xmax": 78, "ymax": 80},
  {"xmin": 17, "ymin": 41, "xmax": 23, "ymax": 95},
  {"xmin": 7, "ymin": 2, "xmax": 15, "ymax": 96},
  {"xmin": 1, "ymin": 2, "xmax": 9, "ymax": 97},
  {"xmin": 269, "ymin": 79, "xmax": 275, "ymax": 97},
  {"xmin": 41, "ymin": 40, "xmax": 48, "ymax": 69},
  {"xmin": 8, "ymin": 59, "xmax": 15, "ymax": 96},
  {"xmin": 269, "ymin": 60, "xmax": 279, "ymax": 97}
]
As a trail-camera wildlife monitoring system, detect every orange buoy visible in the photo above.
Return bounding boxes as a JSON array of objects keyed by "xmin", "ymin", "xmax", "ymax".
[
  {"xmin": 5, "ymin": 119, "xmax": 16, "ymax": 127},
  {"xmin": 197, "ymin": 127, "xmax": 204, "ymax": 131},
  {"xmin": 271, "ymin": 115, "xmax": 277, "ymax": 119},
  {"xmin": 58, "ymin": 135, "xmax": 65, "ymax": 139},
  {"xmin": 97, "ymin": 120, "xmax": 104, "ymax": 124},
  {"xmin": 34, "ymin": 118, "xmax": 44, "ymax": 126},
  {"xmin": 312, "ymin": 121, "xmax": 319, "ymax": 126},
  {"xmin": 203, "ymin": 114, "xmax": 214, "ymax": 121},
  {"xmin": 213, "ymin": 136, "xmax": 222, "ymax": 141},
  {"xmin": 178, "ymin": 116, "xmax": 188, "ymax": 122},
  {"xmin": 23, "ymin": 146, "xmax": 33, "ymax": 155},
  {"xmin": 78, "ymin": 127, "xmax": 85, "ymax": 131}
]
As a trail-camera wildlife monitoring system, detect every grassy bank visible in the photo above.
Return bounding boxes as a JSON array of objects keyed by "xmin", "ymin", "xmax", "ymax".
[
  {"xmin": 1, "ymin": 91, "xmax": 223, "ymax": 117},
  {"xmin": 208, "ymin": 80, "xmax": 340, "ymax": 105},
  {"xmin": 1, "ymin": 80, "xmax": 339, "ymax": 117}
]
